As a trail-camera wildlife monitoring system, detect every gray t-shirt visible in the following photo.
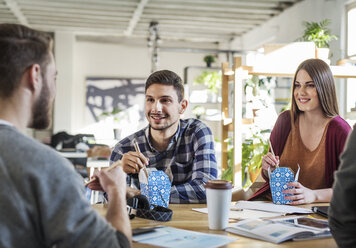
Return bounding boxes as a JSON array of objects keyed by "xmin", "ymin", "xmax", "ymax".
[{"xmin": 0, "ymin": 125, "xmax": 129, "ymax": 248}]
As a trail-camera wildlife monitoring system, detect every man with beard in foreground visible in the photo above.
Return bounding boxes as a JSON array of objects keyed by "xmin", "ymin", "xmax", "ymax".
[
  {"xmin": 0, "ymin": 23, "xmax": 130, "ymax": 248},
  {"xmin": 103, "ymin": 70, "xmax": 218, "ymax": 204}
]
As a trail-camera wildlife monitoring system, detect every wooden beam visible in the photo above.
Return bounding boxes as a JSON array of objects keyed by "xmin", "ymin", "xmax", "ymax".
[
  {"xmin": 4, "ymin": 0, "xmax": 28, "ymax": 25},
  {"xmin": 233, "ymin": 57, "xmax": 243, "ymax": 186},
  {"xmin": 221, "ymin": 62, "xmax": 230, "ymax": 173},
  {"xmin": 124, "ymin": 0, "xmax": 148, "ymax": 36}
]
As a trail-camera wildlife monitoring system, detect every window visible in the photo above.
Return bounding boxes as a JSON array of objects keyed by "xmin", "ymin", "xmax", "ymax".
[{"xmin": 346, "ymin": 3, "xmax": 356, "ymax": 113}]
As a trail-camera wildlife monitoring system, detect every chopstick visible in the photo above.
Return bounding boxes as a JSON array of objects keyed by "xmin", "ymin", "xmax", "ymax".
[
  {"xmin": 268, "ymin": 140, "xmax": 279, "ymax": 167},
  {"xmin": 134, "ymin": 140, "xmax": 149, "ymax": 178},
  {"xmin": 84, "ymin": 160, "xmax": 122, "ymax": 186}
]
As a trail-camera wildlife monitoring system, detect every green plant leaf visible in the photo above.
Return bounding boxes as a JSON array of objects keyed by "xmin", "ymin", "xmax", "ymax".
[
  {"xmin": 299, "ymin": 19, "xmax": 337, "ymax": 48},
  {"xmin": 203, "ymin": 55, "xmax": 215, "ymax": 63},
  {"xmin": 244, "ymin": 75, "xmax": 273, "ymax": 96},
  {"xmin": 194, "ymin": 71, "xmax": 221, "ymax": 93},
  {"xmin": 241, "ymin": 128, "xmax": 270, "ymax": 188},
  {"xmin": 221, "ymin": 164, "xmax": 234, "ymax": 182}
]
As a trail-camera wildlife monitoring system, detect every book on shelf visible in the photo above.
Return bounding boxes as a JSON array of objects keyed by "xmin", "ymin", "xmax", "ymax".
[{"xmin": 226, "ymin": 216, "xmax": 331, "ymax": 244}]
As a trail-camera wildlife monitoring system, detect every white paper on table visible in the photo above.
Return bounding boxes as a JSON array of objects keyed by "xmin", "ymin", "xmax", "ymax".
[
  {"xmin": 232, "ymin": 201, "xmax": 312, "ymax": 214},
  {"xmin": 192, "ymin": 208, "xmax": 284, "ymax": 219},
  {"xmin": 133, "ymin": 226, "xmax": 237, "ymax": 248}
]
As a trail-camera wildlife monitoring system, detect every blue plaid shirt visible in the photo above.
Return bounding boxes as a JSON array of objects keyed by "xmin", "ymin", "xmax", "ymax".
[{"xmin": 110, "ymin": 118, "xmax": 217, "ymax": 203}]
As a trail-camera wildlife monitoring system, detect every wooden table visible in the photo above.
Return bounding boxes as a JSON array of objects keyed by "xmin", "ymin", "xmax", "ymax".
[{"xmin": 93, "ymin": 203, "xmax": 337, "ymax": 248}]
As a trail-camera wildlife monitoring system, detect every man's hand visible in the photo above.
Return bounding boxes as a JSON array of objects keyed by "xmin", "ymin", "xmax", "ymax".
[
  {"xmin": 90, "ymin": 163, "xmax": 132, "ymax": 242},
  {"xmin": 88, "ymin": 163, "xmax": 127, "ymax": 197},
  {"xmin": 121, "ymin": 151, "xmax": 149, "ymax": 174},
  {"xmin": 87, "ymin": 164, "xmax": 141, "ymax": 198}
]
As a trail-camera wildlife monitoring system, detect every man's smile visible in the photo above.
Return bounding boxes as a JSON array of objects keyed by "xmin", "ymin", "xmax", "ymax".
[{"xmin": 150, "ymin": 114, "xmax": 167, "ymax": 120}]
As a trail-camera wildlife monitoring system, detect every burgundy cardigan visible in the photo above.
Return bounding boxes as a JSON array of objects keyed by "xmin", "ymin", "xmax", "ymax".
[{"xmin": 249, "ymin": 110, "xmax": 351, "ymax": 200}]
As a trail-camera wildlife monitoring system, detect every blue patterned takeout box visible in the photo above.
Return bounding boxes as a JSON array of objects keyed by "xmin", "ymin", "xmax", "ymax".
[
  {"xmin": 139, "ymin": 169, "xmax": 171, "ymax": 209},
  {"xmin": 269, "ymin": 166, "xmax": 300, "ymax": 205}
]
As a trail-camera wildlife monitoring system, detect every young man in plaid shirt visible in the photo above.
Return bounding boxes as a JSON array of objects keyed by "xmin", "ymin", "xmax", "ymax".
[{"xmin": 110, "ymin": 70, "xmax": 218, "ymax": 203}]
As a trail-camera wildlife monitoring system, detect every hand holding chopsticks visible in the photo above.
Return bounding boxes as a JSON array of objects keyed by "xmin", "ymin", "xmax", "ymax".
[
  {"xmin": 133, "ymin": 141, "xmax": 149, "ymax": 179},
  {"xmin": 268, "ymin": 140, "xmax": 279, "ymax": 168},
  {"xmin": 261, "ymin": 140, "xmax": 280, "ymax": 174},
  {"xmin": 84, "ymin": 160, "xmax": 122, "ymax": 187}
]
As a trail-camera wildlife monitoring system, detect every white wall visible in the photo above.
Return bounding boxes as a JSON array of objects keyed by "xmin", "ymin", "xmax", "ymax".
[
  {"xmin": 53, "ymin": 37, "xmax": 220, "ymax": 135},
  {"xmin": 53, "ymin": 32, "xmax": 75, "ymax": 133}
]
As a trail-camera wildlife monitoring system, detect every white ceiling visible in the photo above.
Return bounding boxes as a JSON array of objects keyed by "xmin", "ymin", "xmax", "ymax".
[{"xmin": 1, "ymin": 0, "xmax": 302, "ymax": 44}]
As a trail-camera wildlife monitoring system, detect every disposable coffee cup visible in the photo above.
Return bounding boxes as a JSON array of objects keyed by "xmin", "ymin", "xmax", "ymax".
[{"xmin": 205, "ymin": 180, "xmax": 233, "ymax": 230}]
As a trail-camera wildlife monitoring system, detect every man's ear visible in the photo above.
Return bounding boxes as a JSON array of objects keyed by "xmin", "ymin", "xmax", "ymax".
[
  {"xmin": 179, "ymin": 99, "xmax": 188, "ymax": 114},
  {"xmin": 27, "ymin": 64, "xmax": 41, "ymax": 92}
]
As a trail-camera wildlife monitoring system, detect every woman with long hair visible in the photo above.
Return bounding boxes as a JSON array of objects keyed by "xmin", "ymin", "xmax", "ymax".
[{"xmin": 249, "ymin": 58, "xmax": 351, "ymax": 205}]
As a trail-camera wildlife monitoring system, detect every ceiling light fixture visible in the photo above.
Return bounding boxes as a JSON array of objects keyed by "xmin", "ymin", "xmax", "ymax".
[{"xmin": 148, "ymin": 21, "xmax": 160, "ymax": 72}]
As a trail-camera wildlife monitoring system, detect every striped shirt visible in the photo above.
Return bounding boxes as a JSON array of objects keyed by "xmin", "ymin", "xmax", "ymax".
[{"xmin": 110, "ymin": 118, "xmax": 217, "ymax": 203}]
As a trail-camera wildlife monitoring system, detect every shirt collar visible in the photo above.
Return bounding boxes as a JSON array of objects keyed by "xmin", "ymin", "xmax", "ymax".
[
  {"xmin": 144, "ymin": 120, "xmax": 182, "ymax": 152},
  {"xmin": 0, "ymin": 119, "xmax": 14, "ymax": 127}
]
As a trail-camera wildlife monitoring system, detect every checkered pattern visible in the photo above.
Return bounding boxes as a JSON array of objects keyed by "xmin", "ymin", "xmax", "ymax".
[
  {"xmin": 110, "ymin": 118, "xmax": 217, "ymax": 203},
  {"xmin": 136, "ymin": 206, "xmax": 173, "ymax": 222},
  {"xmin": 270, "ymin": 167, "xmax": 295, "ymax": 205}
]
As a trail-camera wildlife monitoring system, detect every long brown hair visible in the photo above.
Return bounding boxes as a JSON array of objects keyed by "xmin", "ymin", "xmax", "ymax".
[{"xmin": 290, "ymin": 59, "xmax": 339, "ymax": 124}]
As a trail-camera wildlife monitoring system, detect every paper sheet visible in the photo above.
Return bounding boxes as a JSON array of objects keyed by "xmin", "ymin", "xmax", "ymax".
[
  {"xmin": 192, "ymin": 208, "xmax": 284, "ymax": 219},
  {"xmin": 133, "ymin": 226, "xmax": 236, "ymax": 248},
  {"xmin": 232, "ymin": 201, "xmax": 312, "ymax": 214}
]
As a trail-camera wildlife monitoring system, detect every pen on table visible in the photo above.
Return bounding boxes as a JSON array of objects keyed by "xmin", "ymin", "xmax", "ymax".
[
  {"xmin": 230, "ymin": 208, "xmax": 243, "ymax": 211},
  {"xmin": 268, "ymin": 139, "xmax": 279, "ymax": 167},
  {"xmin": 133, "ymin": 140, "xmax": 149, "ymax": 178},
  {"xmin": 84, "ymin": 161, "xmax": 122, "ymax": 187}
]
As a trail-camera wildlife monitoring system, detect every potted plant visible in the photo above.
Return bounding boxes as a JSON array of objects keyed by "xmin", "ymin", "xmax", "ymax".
[
  {"xmin": 244, "ymin": 75, "xmax": 273, "ymax": 118},
  {"xmin": 194, "ymin": 71, "xmax": 221, "ymax": 94},
  {"xmin": 221, "ymin": 128, "xmax": 269, "ymax": 188},
  {"xmin": 203, "ymin": 55, "xmax": 215, "ymax": 67},
  {"xmin": 100, "ymin": 107, "xmax": 122, "ymax": 121},
  {"xmin": 221, "ymin": 138, "xmax": 234, "ymax": 183},
  {"xmin": 299, "ymin": 19, "xmax": 337, "ymax": 62},
  {"xmin": 192, "ymin": 105, "xmax": 205, "ymax": 119},
  {"xmin": 241, "ymin": 128, "xmax": 269, "ymax": 189},
  {"xmin": 244, "ymin": 75, "xmax": 272, "ymax": 97}
]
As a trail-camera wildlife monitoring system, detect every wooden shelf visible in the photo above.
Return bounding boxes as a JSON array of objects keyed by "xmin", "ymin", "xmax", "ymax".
[{"xmin": 224, "ymin": 65, "xmax": 356, "ymax": 78}]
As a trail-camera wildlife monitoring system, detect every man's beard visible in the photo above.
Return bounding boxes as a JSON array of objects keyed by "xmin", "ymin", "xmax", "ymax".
[
  {"xmin": 150, "ymin": 121, "xmax": 176, "ymax": 131},
  {"xmin": 29, "ymin": 80, "xmax": 52, "ymax": 130},
  {"xmin": 149, "ymin": 115, "xmax": 179, "ymax": 131}
]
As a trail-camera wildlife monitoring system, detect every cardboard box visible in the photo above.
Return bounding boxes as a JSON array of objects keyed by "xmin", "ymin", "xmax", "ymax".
[
  {"xmin": 139, "ymin": 169, "xmax": 171, "ymax": 208},
  {"xmin": 269, "ymin": 166, "xmax": 300, "ymax": 205}
]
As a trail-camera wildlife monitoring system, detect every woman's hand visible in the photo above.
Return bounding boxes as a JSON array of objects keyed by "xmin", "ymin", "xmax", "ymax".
[
  {"xmin": 261, "ymin": 152, "xmax": 279, "ymax": 176},
  {"xmin": 283, "ymin": 182, "xmax": 317, "ymax": 205}
]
